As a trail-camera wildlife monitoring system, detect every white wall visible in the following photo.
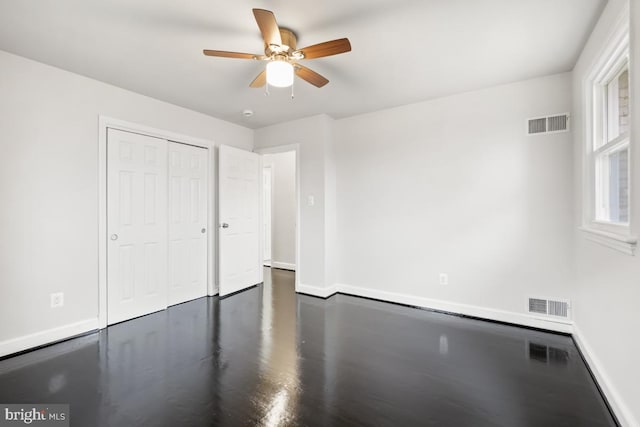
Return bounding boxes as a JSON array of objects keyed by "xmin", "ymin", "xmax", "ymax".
[
  {"xmin": 0, "ymin": 50, "xmax": 253, "ymax": 355},
  {"xmin": 571, "ymin": 0, "xmax": 640, "ymax": 425},
  {"xmin": 334, "ymin": 73, "xmax": 575, "ymax": 331},
  {"xmin": 254, "ymin": 115, "xmax": 336, "ymax": 296},
  {"xmin": 324, "ymin": 124, "xmax": 338, "ymax": 291},
  {"xmin": 263, "ymin": 151, "xmax": 296, "ymax": 270}
]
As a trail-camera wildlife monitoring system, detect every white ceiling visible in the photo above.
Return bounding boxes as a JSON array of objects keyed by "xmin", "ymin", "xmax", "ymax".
[{"xmin": 0, "ymin": 0, "xmax": 605, "ymax": 128}]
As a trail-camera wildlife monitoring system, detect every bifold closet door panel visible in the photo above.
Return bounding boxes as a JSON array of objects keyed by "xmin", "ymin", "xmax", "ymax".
[
  {"xmin": 168, "ymin": 142, "xmax": 209, "ymax": 306},
  {"xmin": 107, "ymin": 129, "xmax": 168, "ymax": 325}
]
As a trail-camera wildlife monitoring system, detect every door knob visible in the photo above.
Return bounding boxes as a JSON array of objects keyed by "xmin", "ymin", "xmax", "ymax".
[
  {"xmin": 110, "ymin": 234, "xmax": 119, "ymax": 241},
  {"xmin": 201, "ymin": 228, "xmax": 206, "ymax": 234},
  {"xmin": 220, "ymin": 223, "xmax": 229, "ymax": 229}
]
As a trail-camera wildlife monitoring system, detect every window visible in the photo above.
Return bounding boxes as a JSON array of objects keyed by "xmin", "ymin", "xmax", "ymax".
[
  {"xmin": 582, "ymin": 18, "xmax": 636, "ymax": 255},
  {"xmin": 594, "ymin": 64, "xmax": 630, "ymax": 224}
]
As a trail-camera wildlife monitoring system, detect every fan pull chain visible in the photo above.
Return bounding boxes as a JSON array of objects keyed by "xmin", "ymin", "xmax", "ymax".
[
  {"xmin": 291, "ymin": 79, "xmax": 295, "ymax": 99},
  {"xmin": 265, "ymin": 81, "xmax": 270, "ymax": 96}
]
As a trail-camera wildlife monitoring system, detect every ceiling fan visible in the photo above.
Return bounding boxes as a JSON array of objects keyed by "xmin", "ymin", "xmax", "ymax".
[{"xmin": 203, "ymin": 9, "xmax": 351, "ymax": 90}]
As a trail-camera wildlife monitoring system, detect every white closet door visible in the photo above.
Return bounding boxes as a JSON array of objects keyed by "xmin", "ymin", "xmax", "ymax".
[
  {"xmin": 107, "ymin": 129, "xmax": 168, "ymax": 325},
  {"xmin": 218, "ymin": 144, "xmax": 262, "ymax": 297},
  {"xmin": 168, "ymin": 142, "xmax": 208, "ymax": 306}
]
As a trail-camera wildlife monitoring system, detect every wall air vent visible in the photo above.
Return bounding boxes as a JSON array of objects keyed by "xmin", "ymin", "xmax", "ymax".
[
  {"xmin": 528, "ymin": 298, "xmax": 547, "ymax": 314},
  {"xmin": 528, "ymin": 118, "xmax": 547, "ymax": 135},
  {"xmin": 527, "ymin": 114, "xmax": 570, "ymax": 135},
  {"xmin": 527, "ymin": 297, "xmax": 570, "ymax": 319},
  {"xmin": 548, "ymin": 300, "xmax": 569, "ymax": 317}
]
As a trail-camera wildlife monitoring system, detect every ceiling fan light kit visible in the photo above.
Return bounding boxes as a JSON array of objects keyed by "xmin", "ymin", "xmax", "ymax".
[
  {"xmin": 203, "ymin": 8, "xmax": 351, "ymax": 94},
  {"xmin": 266, "ymin": 59, "xmax": 294, "ymax": 88}
]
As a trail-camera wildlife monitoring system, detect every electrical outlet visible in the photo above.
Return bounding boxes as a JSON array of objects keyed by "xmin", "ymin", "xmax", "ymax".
[
  {"xmin": 50, "ymin": 292, "xmax": 64, "ymax": 308},
  {"xmin": 307, "ymin": 195, "xmax": 315, "ymax": 207},
  {"xmin": 439, "ymin": 273, "xmax": 449, "ymax": 285}
]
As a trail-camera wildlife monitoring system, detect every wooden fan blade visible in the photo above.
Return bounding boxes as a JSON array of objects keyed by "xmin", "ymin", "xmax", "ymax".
[
  {"xmin": 295, "ymin": 64, "xmax": 329, "ymax": 88},
  {"xmin": 250, "ymin": 70, "xmax": 267, "ymax": 88},
  {"xmin": 253, "ymin": 9, "xmax": 282, "ymax": 47},
  {"xmin": 203, "ymin": 50, "xmax": 260, "ymax": 59},
  {"xmin": 297, "ymin": 38, "xmax": 351, "ymax": 60}
]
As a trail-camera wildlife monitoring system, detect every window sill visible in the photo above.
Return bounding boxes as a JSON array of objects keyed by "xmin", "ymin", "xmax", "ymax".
[{"xmin": 579, "ymin": 226, "xmax": 637, "ymax": 255}]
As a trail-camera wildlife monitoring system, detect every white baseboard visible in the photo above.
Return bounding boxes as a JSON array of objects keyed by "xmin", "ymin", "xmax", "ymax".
[
  {"xmin": 0, "ymin": 333, "xmax": 99, "ymax": 374},
  {"xmin": 335, "ymin": 283, "xmax": 573, "ymax": 334},
  {"xmin": 271, "ymin": 261, "xmax": 296, "ymax": 271},
  {"xmin": 573, "ymin": 324, "xmax": 637, "ymax": 427},
  {"xmin": 0, "ymin": 318, "xmax": 99, "ymax": 358},
  {"xmin": 297, "ymin": 283, "xmax": 338, "ymax": 299}
]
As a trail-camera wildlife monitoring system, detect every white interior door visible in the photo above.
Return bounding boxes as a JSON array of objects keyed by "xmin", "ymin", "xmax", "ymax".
[
  {"xmin": 263, "ymin": 166, "xmax": 272, "ymax": 265},
  {"xmin": 219, "ymin": 144, "xmax": 262, "ymax": 297},
  {"xmin": 168, "ymin": 142, "xmax": 209, "ymax": 306},
  {"xmin": 107, "ymin": 129, "xmax": 168, "ymax": 325}
]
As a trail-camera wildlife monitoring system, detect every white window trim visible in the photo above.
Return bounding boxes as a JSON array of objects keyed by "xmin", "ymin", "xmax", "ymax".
[
  {"xmin": 581, "ymin": 8, "xmax": 636, "ymax": 255},
  {"xmin": 578, "ymin": 226, "xmax": 637, "ymax": 256}
]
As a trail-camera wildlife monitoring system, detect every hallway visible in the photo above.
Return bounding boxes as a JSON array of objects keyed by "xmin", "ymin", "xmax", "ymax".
[{"xmin": 0, "ymin": 268, "xmax": 615, "ymax": 426}]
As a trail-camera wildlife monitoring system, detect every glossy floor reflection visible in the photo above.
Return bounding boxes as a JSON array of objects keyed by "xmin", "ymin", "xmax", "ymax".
[{"xmin": 0, "ymin": 268, "xmax": 616, "ymax": 426}]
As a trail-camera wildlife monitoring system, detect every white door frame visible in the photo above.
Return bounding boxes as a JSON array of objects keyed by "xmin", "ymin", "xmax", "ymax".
[
  {"xmin": 98, "ymin": 116, "xmax": 216, "ymax": 329},
  {"xmin": 254, "ymin": 144, "xmax": 301, "ymax": 293}
]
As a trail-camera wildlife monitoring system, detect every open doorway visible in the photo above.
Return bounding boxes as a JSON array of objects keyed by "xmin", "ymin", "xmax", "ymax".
[{"xmin": 262, "ymin": 151, "xmax": 297, "ymax": 272}]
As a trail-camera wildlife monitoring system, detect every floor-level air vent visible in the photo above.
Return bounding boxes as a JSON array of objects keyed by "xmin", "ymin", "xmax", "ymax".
[
  {"xmin": 527, "ymin": 114, "xmax": 570, "ymax": 135},
  {"xmin": 528, "ymin": 297, "xmax": 570, "ymax": 319},
  {"xmin": 548, "ymin": 300, "xmax": 568, "ymax": 318},
  {"xmin": 528, "ymin": 298, "xmax": 547, "ymax": 314}
]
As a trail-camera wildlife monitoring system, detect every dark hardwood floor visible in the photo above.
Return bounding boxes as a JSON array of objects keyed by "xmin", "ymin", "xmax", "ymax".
[{"xmin": 0, "ymin": 268, "xmax": 616, "ymax": 426}]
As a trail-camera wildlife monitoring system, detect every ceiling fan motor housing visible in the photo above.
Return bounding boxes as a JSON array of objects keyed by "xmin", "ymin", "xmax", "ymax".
[{"xmin": 265, "ymin": 28, "xmax": 298, "ymax": 57}]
